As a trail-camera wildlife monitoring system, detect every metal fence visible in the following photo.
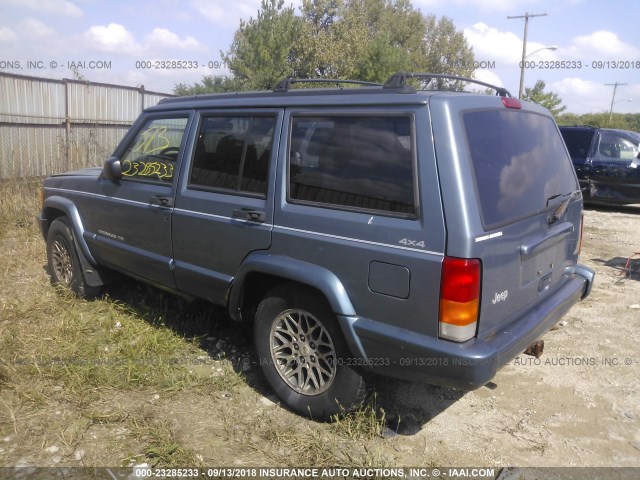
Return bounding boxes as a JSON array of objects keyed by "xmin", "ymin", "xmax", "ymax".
[{"xmin": 0, "ymin": 72, "xmax": 172, "ymax": 179}]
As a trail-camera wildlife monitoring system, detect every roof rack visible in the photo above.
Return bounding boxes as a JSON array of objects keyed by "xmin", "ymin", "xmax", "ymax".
[
  {"xmin": 273, "ymin": 78, "xmax": 383, "ymax": 92},
  {"xmin": 383, "ymin": 72, "xmax": 512, "ymax": 97}
]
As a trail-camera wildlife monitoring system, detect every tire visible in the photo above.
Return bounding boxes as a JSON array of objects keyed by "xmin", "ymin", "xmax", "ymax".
[
  {"xmin": 254, "ymin": 284, "xmax": 366, "ymax": 419},
  {"xmin": 46, "ymin": 218, "xmax": 100, "ymax": 299}
]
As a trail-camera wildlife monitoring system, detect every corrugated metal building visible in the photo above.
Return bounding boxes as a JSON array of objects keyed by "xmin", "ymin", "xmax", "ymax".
[{"xmin": 0, "ymin": 73, "xmax": 172, "ymax": 179}]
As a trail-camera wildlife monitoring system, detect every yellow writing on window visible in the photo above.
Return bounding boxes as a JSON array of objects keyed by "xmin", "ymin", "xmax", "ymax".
[
  {"xmin": 122, "ymin": 159, "xmax": 174, "ymax": 180},
  {"xmin": 132, "ymin": 126, "xmax": 172, "ymax": 154}
]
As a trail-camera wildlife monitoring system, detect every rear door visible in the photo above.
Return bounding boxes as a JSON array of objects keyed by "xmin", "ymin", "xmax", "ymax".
[
  {"xmin": 432, "ymin": 96, "xmax": 582, "ymax": 339},
  {"xmin": 171, "ymin": 109, "xmax": 282, "ymax": 303},
  {"xmin": 559, "ymin": 127, "xmax": 596, "ymax": 189}
]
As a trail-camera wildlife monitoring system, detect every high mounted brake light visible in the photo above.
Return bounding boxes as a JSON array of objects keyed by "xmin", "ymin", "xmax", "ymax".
[
  {"xmin": 439, "ymin": 257, "xmax": 481, "ymax": 342},
  {"xmin": 502, "ymin": 97, "xmax": 521, "ymax": 109}
]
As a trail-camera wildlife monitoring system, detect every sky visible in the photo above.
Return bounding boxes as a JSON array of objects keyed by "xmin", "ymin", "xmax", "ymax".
[{"xmin": 0, "ymin": 0, "xmax": 638, "ymax": 115}]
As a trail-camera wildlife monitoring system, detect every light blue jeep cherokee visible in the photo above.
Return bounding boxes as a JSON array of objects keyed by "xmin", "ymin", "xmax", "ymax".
[{"xmin": 38, "ymin": 73, "xmax": 595, "ymax": 419}]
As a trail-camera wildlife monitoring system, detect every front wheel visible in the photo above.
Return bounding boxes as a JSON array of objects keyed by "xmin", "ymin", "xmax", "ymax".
[
  {"xmin": 46, "ymin": 218, "xmax": 100, "ymax": 298},
  {"xmin": 253, "ymin": 284, "xmax": 366, "ymax": 419}
]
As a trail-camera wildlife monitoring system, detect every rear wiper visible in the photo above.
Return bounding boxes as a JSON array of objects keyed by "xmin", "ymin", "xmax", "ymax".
[{"xmin": 546, "ymin": 191, "xmax": 578, "ymax": 225}]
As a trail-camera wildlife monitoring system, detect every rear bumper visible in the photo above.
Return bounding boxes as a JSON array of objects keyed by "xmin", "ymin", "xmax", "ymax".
[{"xmin": 339, "ymin": 264, "xmax": 595, "ymax": 390}]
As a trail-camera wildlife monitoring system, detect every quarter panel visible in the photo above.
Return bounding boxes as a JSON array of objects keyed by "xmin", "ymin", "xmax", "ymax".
[
  {"xmin": 272, "ymin": 106, "xmax": 445, "ymax": 338},
  {"xmin": 430, "ymin": 95, "xmax": 584, "ymax": 338}
]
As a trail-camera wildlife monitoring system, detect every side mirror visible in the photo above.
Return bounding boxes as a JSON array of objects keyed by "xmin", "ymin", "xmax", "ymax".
[{"xmin": 103, "ymin": 157, "xmax": 122, "ymax": 181}]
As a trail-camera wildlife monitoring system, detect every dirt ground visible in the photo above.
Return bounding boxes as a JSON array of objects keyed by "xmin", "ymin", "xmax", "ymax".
[{"xmin": 1, "ymin": 199, "xmax": 639, "ymax": 473}]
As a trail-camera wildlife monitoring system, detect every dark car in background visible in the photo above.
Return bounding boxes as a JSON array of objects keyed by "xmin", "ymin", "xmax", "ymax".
[{"xmin": 559, "ymin": 125, "xmax": 640, "ymax": 205}]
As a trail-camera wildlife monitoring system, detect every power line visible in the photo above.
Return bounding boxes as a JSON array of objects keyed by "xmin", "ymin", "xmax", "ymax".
[
  {"xmin": 605, "ymin": 82, "xmax": 628, "ymax": 125},
  {"xmin": 507, "ymin": 12, "xmax": 548, "ymax": 99}
]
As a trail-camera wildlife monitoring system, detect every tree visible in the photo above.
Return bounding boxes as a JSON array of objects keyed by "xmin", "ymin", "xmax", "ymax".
[
  {"xmin": 556, "ymin": 112, "xmax": 640, "ymax": 131},
  {"xmin": 294, "ymin": 0, "xmax": 474, "ymax": 85},
  {"xmin": 174, "ymin": 75, "xmax": 242, "ymax": 95},
  {"xmin": 175, "ymin": 0, "xmax": 475, "ymax": 94},
  {"xmin": 291, "ymin": 0, "xmax": 346, "ymax": 78},
  {"xmin": 222, "ymin": 0, "xmax": 303, "ymax": 91},
  {"xmin": 421, "ymin": 15, "xmax": 474, "ymax": 90},
  {"xmin": 523, "ymin": 80, "xmax": 566, "ymax": 116},
  {"xmin": 342, "ymin": 0, "xmax": 430, "ymax": 82}
]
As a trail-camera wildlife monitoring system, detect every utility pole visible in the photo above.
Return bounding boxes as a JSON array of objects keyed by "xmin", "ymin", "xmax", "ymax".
[
  {"xmin": 605, "ymin": 82, "xmax": 628, "ymax": 126},
  {"xmin": 507, "ymin": 12, "xmax": 548, "ymax": 99}
]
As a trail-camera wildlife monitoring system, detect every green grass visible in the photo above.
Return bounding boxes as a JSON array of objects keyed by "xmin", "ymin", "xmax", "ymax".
[
  {"xmin": 0, "ymin": 178, "xmax": 401, "ymax": 469},
  {"xmin": 331, "ymin": 394, "xmax": 392, "ymax": 440},
  {"xmin": 133, "ymin": 416, "xmax": 204, "ymax": 467},
  {"xmin": 0, "ymin": 178, "xmax": 247, "ymax": 466}
]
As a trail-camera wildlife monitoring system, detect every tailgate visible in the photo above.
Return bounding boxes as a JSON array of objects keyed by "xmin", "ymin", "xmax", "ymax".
[
  {"xmin": 448, "ymin": 103, "xmax": 583, "ymax": 338},
  {"xmin": 474, "ymin": 205, "xmax": 582, "ymax": 338}
]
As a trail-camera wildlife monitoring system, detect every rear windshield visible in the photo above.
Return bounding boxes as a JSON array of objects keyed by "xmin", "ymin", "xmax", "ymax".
[
  {"xmin": 559, "ymin": 129, "xmax": 595, "ymax": 158},
  {"xmin": 463, "ymin": 110, "xmax": 578, "ymax": 229}
]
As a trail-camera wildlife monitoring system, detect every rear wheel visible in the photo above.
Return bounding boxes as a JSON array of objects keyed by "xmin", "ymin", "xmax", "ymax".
[
  {"xmin": 46, "ymin": 218, "xmax": 100, "ymax": 298},
  {"xmin": 254, "ymin": 284, "xmax": 366, "ymax": 419}
]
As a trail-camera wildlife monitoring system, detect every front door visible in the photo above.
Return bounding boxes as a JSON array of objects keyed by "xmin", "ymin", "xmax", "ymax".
[
  {"xmin": 589, "ymin": 130, "xmax": 640, "ymax": 202},
  {"xmin": 90, "ymin": 113, "xmax": 192, "ymax": 287}
]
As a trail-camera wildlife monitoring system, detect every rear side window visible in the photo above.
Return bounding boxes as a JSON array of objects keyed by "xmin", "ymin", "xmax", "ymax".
[
  {"xmin": 189, "ymin": 115, "xmax": 276, "ymax": 196},
  {"xmin": 560, "ymin": 129, "xmax": 595, "ymax": 159},
  {"xmin": 464, "ymin": 110, "xmax": 578, "ymax": 229},
  {"xmin": 288, "ymin": 116, "xmax": 416, "ymax": 216}
]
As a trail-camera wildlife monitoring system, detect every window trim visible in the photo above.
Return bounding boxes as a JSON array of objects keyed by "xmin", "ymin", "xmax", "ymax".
[
  {"xmin": 116, "ymin": 113, "xmax": 191, "ymax": 186},
  {"xmin": 186, "ymin": 112, "xmax": 278, "ymax": 199},
  {"xmin": 285, "ymin": 111, "xmax": 420, "ymax": 220}
]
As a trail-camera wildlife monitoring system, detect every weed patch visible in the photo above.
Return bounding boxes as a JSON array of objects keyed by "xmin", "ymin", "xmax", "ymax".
[{"xmin": 0, "ymin": 179, "xmax": 402, "ymax": 469}]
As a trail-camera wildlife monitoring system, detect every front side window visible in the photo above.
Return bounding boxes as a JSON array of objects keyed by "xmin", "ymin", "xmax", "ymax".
[
  {"xmin": 120, "ymin": 117, "xmax": 188, "ymax": 182},
  {"xmin": 596, "ymin": 132, "xmax": 639, "ymax": 161},
  {"xmin": 189, "ymin": 115, "xmax": 276, "ymax": 196},
  {"xmin": 288, "ymin": 115, "xmax": 416, "ymax": 216}
]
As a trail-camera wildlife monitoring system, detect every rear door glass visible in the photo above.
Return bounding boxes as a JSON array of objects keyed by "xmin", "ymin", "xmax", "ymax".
[
  {"xmin": 189, "ymin": 115, "xmax": 275, "ymax": 196},
  {"xmin": 559, "ymin": 129, "xmax": 594, "ymax": 159},
  {"xmin": 288, "ymin": 115, "xmax": 416, "ymax": 216},
  {"xmin": 463, "ymin": 110, "xmax": 578, "ymax": 229}
]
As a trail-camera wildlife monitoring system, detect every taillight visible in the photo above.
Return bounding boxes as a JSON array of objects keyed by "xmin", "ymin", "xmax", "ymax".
[
  {"xmin": 501, "ymin": 97, "xmax": 521, "ymax": 109},
  {"xmin": 439, "ymin": 257, "xmax": 481, "ymax": 342}
]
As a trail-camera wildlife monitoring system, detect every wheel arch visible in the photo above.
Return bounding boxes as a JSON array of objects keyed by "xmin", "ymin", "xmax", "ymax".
[
  {"xmin": 228, "ymin": 252, "xmax": 357, "ymax": 324},
  {"xmin": 42, "ymin": 196, "xmax": 96, "ymax": 264},
  {"xmin": 42, "ymin": 197, "xmax": 107, "ymax": 287}
]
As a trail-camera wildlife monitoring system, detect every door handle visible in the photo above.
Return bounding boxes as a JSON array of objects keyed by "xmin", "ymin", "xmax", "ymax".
[
  {"xmin": 149, "ymin": 196, "xmax": 174, "ymax": 207},
  {"xmin": 233, "ymin": 208, "xmax": 265, "ymax": 223}
]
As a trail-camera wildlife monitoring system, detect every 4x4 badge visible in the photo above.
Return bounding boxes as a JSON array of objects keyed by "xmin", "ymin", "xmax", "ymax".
[{"xmin": 399, "ymin": 238, "xmax": 426, "ymax": 248}]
